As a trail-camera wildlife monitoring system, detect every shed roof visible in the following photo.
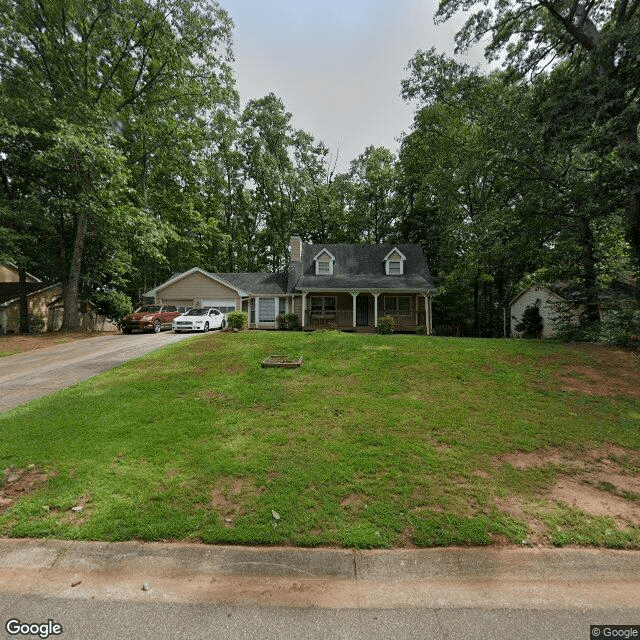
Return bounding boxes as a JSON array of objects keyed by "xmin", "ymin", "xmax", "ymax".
[{"xmin": 0, "ymin": 282, "xmax": 59, "ymax": 307}]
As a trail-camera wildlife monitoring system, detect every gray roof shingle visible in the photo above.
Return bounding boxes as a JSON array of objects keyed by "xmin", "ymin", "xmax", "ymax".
[
  {"xmin": 289, "ymin": 243, "xmax": 435, "ymax": 292},
  {"xmin": 216, "ymin": 272, "xmax": 288, "ymax": 295}
]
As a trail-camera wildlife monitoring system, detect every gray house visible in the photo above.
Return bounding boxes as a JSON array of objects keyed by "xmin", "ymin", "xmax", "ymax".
[{"xmin": 143, "ymin": 236, "xmax": 436, "ymax": 332}]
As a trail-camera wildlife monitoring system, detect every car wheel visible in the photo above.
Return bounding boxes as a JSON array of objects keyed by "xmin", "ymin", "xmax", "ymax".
[
  {"xmin": 122, "ymin": 327, "xmax": 132, "ymax": 334},
  {"xmin": 153, "ymin": 320, "xmax": 162, "ymax": 333},
  {"xmin": 203, "ymin": 322, "xmax": 209, "ymax": 332},
  {"xmin": 221, "ymin": 319, "xmax": 226, "ymax": 330}
]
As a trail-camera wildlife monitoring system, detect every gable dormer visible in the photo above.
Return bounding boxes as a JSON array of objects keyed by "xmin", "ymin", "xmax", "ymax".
[
  {"xmin": 313, "ymin": 248, "xmax": 335, "ymax": 275},
  {"xmin": 383, "ymin": 248, "xmax": 406, "ymax": 275}
]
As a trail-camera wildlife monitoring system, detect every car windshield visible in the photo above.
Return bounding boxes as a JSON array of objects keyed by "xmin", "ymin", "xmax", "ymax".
[
  {"xmin": 186, "ymin": 308, "xmax": 210, "ymax": 316},
  {"xmin": 137, "ymin": 306, "xmax": 160, "ymax": 313}
]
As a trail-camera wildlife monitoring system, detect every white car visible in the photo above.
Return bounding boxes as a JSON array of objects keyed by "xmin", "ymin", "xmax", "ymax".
[{"xmin": 172, "ymin": 308, "xmax": 226, "ymax": 333}]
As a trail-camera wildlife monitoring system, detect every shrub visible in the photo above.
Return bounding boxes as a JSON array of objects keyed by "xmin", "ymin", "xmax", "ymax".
[
  {"xmin": 29, "ymin": 314, "xmax": 45, "ymax": 333},
  {"xmin": 276, "ymin": 313, "xmax": 300, "ymax": 331},
  {"xmin": 93, "ymin": 291, "xmax": 133, "ymax": 329},
  {"xmin": 376, "ymin": 316, "xmax": 394, "ymax": 335},
  {"xmin": 416, "ymin": 325, "xmax": 428, "ymax": 335},
  {"xmin": 514, "ymin": 304, "xmax": 543, "ymax": 339},
  {"xmin": 226, "ymin": 310, "xmax": 248, "ymax": 330},
  {"xmin": 600, "ymin": 302, "xmax": 640, "ymax": 349}
]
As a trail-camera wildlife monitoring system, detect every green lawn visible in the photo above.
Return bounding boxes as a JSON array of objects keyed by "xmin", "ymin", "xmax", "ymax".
[{"xmin": 1, "ymin": 331, "xmax": 639, "ymax": 548}]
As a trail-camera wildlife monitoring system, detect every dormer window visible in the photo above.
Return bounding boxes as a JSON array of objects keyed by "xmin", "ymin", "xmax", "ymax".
[
  {"xmin": 313, "ymin": 249, "xmax": 335, "ymax": 275},
  {"xmin": 383, "ymin": 248, "xmax": 406, "ymax": 275}
]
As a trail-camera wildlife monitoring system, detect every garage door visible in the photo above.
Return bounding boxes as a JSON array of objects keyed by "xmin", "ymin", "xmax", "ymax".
[{"xmin": 200, "ymin": 299, "xmax": 236, "ymax": 314}]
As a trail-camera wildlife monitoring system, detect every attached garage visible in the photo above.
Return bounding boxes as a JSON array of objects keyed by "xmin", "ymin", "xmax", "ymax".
[
  {"xmin": 199, "ymin": 298, "xmax": 236, "ymax": 314},
  {"xmin": 144, "ymin": 268, "xmax": 290, "ymax": 329},
  {"xmin": 144, "ymin": 268, "xmax": 243, "ymax": 314}
]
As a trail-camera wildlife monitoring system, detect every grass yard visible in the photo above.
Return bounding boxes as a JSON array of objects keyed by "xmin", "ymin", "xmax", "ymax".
[{"xmin": 1, "ymin": 331, "xmax": 639, "ymax": 548}]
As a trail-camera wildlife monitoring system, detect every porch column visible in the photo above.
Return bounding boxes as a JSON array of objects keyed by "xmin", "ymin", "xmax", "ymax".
[
  {"xmin": 424, "ymin": 294, "xmax": 430, "ymax": 335},
  {"xmin": 350, "ymin": 291, "xmax": 359, "ymax": 328},
  {"xmin": 301, "ymin": 292, "xmax": 307, "ymax": 328},
  {"xmin": 255, "ymin": 297, "xmax": 260, "ymax": 328},
  {"xmin": 429, "ymin": 295, "xmax": 433, "ymax": 334},
  {"xmin": 372, "ymin": 292, "xmax": 380, "ymax": 327}
]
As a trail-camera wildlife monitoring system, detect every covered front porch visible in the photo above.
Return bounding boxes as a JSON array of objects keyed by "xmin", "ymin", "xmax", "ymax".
[{"xmin": 300, "ymin": 291, "xmax": 433, "ymax": 333}]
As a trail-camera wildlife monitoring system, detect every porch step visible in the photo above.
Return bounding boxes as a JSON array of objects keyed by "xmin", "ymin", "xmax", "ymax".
[{"xmin": 355, "ymin": 326, "xmax": 377, "ymax": 333}]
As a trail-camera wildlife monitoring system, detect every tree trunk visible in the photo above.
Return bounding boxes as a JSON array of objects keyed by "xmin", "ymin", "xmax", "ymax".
[
  {"xmin": 472, "ymin": 278, "xmax": 480, "ymax": 336},
  {"xmin": 629, "ymin": 185, "xmax": 640, "ymax": 301},
  {"xmin": 61, "ymin": 209, "xmax": 88, "ymax": 331},
  {"xmin": 579, "ymin": 215, "xmax": 600, "ymax": 324},
  {"xmin": 18, "ymin": 266, "xmax": 29, "ymax": 334}
]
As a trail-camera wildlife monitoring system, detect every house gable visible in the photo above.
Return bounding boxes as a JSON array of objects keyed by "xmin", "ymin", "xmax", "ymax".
[
  {"xmin": 312, "ymin": 249, "xmax": 336, "ymax": 275},
  {"xmin": 151, "ymin": 270, "xmax": 243, "ymax": 306},
  {"xmin": 383, "ymin": 248, "xmax": 406, "ymax": 275},
  {"xmin": 144, "ymin": 268, "xmax": 246, "ymax": 299}
]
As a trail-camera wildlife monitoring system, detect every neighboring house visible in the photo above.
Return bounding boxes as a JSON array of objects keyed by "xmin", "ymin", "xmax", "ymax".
[
  {"xmin": 0, "ymin": 263, "xmax": 41, "ymax": 284},
  {"xmin": 510, "ymin": 278, "xmax": 636, "ymax": 338},
  {"xmin": 143, "ymin": 236, "xmax": 436, "ymax": 332},
  {"xmin": 0, "ymin": 281, "xmax": 62, "ymax": 334},
  {"xmin": 510, "ymin": 284, "xmax": 569, "ymax": 339},
  {"xmin": 0, "ymin": 265, "xmax": 118, "ymax": 334}
]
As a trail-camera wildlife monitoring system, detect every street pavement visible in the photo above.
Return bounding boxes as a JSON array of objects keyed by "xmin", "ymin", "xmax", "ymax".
[
  {"xmin": 0, "ymin": 539, "xmax": 638, "ymax": 639},
  {"xmin": 0, "ymin": 332, "xmax": 199, "ymax": 413}
]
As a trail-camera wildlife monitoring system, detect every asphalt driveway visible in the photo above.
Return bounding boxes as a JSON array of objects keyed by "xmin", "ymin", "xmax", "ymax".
[{"xmin": 0, "ymin": 332, "xmax": 197, "ymax": 413}]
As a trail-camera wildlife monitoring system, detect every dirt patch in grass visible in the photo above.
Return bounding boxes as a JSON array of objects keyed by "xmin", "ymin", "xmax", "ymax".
[
  {"xmin": 197, "ymin": 390, "xmax": 232, "ymax": 402},
  {"xmin": 495, "ymin": 496, "xmax": 527, "ymax": 519},
  {"xmin": 546, "ymin": 344, "xmax": 640, "ymax": 400},
  {"xmin": 206, "ymin": 476, "xmax": 263, "ymax": 528},
  {"xmin": 495, "ymin": 447, "xmax": 572, "ymax": 469},
  {"xmin": 0, "ymin": 332, "xmax": 106, "ymax": 356},
  {"xmin": 592, "ymin": 474, "xmax": 640, "ymax": 495},
  {"xmin": 0, "ymin": 466, "xmax": 52, "ymax": 514},
  {"xmin": 494, "ymin": 444, "xmax": 640, "ymax": 538},
  {"xmin": 340, "ymin": 494, "xmax": 365, "ymax": 510},
  {"xmin": 494, "ymin": 443, "xmax": 636, "ymax": 470},
  {"xmin": 549, "ymin": 478, "xmax": 640, "ymax": 528}
]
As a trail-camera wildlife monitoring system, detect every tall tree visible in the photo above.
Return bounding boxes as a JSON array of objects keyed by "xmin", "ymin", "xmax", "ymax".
[
  {"xmin": 0, "ymin": 0, "xmax": 235, "ymax": 328},
  {"xmin": 435, "ymin": 0, "xmax": 640, "ymax": 290}
]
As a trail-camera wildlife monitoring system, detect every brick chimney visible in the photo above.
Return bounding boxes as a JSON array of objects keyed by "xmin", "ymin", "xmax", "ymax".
[{"xmin": 290, "ymin": 235, "xmax": 302, "ymax": 262}]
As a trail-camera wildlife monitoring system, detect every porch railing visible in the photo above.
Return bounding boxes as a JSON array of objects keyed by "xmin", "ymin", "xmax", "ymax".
[
  {"xmin": 384, "ymin": 310, "xmax": 427, "ymax": 329},
  {"xmin": 305, "ymin": 309, "xmax": 428, "ymax": 330},
  {"xmin": 305, "ymin": 310, "xmax": 353, "ymax": 327}
]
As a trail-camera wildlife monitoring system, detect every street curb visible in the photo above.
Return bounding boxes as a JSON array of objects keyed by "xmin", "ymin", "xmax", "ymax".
[
  {"xmin": 2, "ymin": 539, "xmax": 640, "ymax": 609},
  {"xmin": 2, "ymin": 538, "xmax": 640, "ymax": 581}
]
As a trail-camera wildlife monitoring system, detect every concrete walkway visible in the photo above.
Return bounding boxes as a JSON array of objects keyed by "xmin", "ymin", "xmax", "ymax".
[
  {"xmin": 0, "ymin": 332, "xmax": 199, "ymax": 413},
  {"xmin": 1, "ymin": 539, "xmax": 639, "ymax": 610}
]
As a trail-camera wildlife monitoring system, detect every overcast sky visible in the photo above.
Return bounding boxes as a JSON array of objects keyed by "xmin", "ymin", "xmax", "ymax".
[{"xmin": 220, "ymin": 0, "xmax": 484, "ymax": 173}]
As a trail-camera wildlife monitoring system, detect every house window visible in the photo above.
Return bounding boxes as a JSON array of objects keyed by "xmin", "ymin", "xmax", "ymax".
[
  {"xmin": 314, "ymin": 249, "xmax": 335, "ymax": 275},
  {"xmin": 310, "ymin": 296, "xmax": 336, "ymax": 311},
  {"xmin": 317, "ymin": 260, "xmax": 331, "ymax": 275},
  {"xmin": 258, "ymin": 298, "xmax": 277, "ymax": 322},
  {"xmin": 384, "ymin": 248, "xmax": 406, "ymax": 275},
  {"xmin": 384, "ymin": 296, "xmax": 411, "ymax": 313},
  {"xmin": 251, "ymin": 297, "xmax": 278, "ymax": 322},
  {"xmin": 388, "ymin": 261, "xmax": 402, "ymax": 275}
]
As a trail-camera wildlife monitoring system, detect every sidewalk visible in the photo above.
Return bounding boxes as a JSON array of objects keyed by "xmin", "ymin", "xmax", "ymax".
[{"xmin": 1, "ymin": 538, "xmax": 639, "ymax": 609}]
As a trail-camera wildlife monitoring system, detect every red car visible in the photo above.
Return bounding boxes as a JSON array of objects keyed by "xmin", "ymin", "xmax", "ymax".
[{"xmin": 121, "ymin": 305, "xmax": 181, "ymax": 334}]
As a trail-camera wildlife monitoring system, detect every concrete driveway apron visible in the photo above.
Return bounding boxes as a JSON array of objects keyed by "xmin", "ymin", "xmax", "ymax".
[{"xmin": 0, "ymin": 332, "xmax": 197, "ymax": 413}]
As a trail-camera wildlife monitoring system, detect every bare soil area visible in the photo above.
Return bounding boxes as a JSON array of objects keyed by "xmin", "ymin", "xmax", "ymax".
[
  {"xmin": 0, "ymin": 466, "xmax": 52, "ymax": 515},
  {"xmin": 494, "ymin": 444, "xmax": 640, "ymax": 542},
  {"xmin": 546, "ymin": 343, "xmax": 640, "ymax": 400},
  {"xmin": 0, "ymin": 332, "xmax": 108, "ymax": 356}
]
